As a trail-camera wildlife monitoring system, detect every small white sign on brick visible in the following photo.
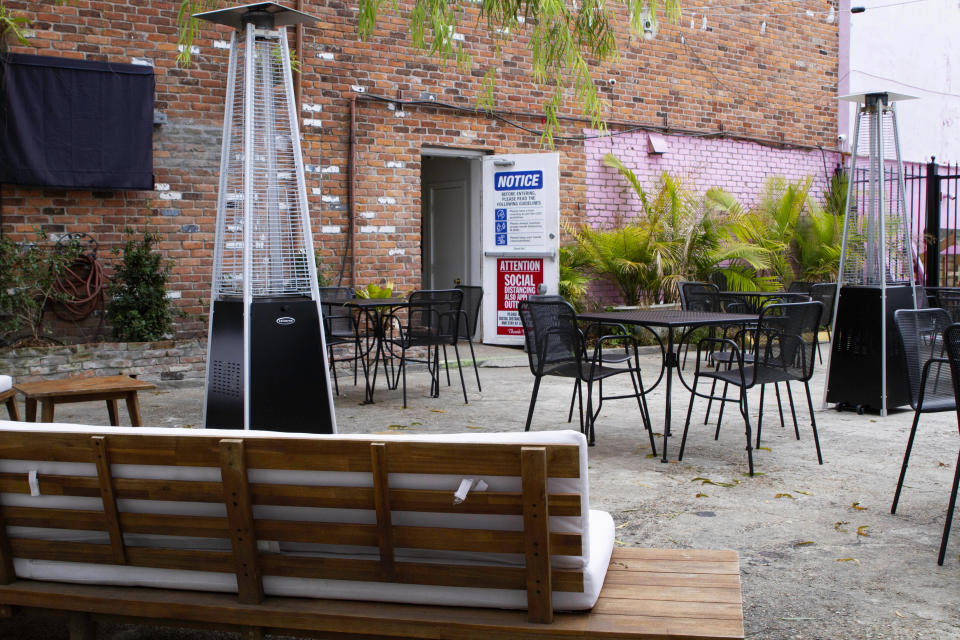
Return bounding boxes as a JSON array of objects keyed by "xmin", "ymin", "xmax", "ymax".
[
  {"xmin": 311, "ymin": 187, "xmax": 323, "ymax": 195},
  {"xmin": 159, "ymin": 192, "xmax": 182, "ymax": 201},
  {"xmin": 386, "ymin": 161, "xmax": 405, "ymax": 169},
  {"xmin": 322, "ymin": 166, "xmax": 340, "ymax": 174},
  {"xmin": 154, "ymin": 183, "xmax": 170, "ymax": 191},
  {"xmin": 360, "ymin": 212, "xmax": 376, "ymax": 219},
  {"xmin": 377, "ymin": 197, "xmax": 396, "ymax": 205},
  {"xmin": 321, "ymin": 226, "xmax": 342, "ymax": 234},
  {"xmin": 303, "ymin": 104, "xmax": 323, "ymax": 113},
  {"xmin": 132, "ymin": 57, "xmax": 153, "ymax": 67},
  {"xmin": 379, "ymin": 226, "xmax": 396, "ymax": 233},
  {"xmin": 360, "ymin": 225, "xmax": 377, "ymax": 234},
  {"xmin": 303, "ymin": 118, "xmax": 323, "ymax": 128},
  {"xmin": 165, "ymin": 290, "xmax": 182, "ymax": 299},
  {"xmin": 318, "ymin": 52, "xmax": 335, "ymax": 61},
  {"xmin": 321, "ymin": 195, "xmax": 341, "ymax": 204},
  {"xmin": 214, "ymin": 40, "xmax": 231, "ymax": 49},
  {"xmin": 388, "ymin": 248, "xmax": 406, "ymax": 256}
]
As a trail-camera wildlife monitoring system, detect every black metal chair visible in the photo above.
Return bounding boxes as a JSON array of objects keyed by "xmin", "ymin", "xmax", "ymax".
[
  {"xmin": 450, "ymin": 284, "xmax": 483, "ymax": 392},
  {"xmin": 517, "ymin": 297, "xmax": 655, "ymax": 449},
  {"xmin": 787, "ymin": 280, "xmax": 813, "ymax": 294},
  {"xmin": 318, "ymin": 286, "xmax": 361, "ymax": 396},
  {"xmin": 938, "ymin": 290, "xmax": 960, "ymax": 323},
  {"xmin": 809, "ymin": 282, "xmax": 837, "ymax": 363},
  {"xmin": 891, "ymin": 308, "xmax": 957, "ymax": 564},
  {"xmin": 937, "ymin": 323, "xmax": 960, "ymax": 564},
  {"xmin": 679, "ymin": 301, "xmax": 824, "ymax": 475},
  {"xmin": 384, "ymin": 288, "xmax": 467, "ymax": 408}
]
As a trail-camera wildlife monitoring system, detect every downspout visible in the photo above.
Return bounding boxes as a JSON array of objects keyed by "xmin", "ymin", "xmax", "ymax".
[
  {"xmin": 348, "ymin": 95, "xmax": 357, "ymax": 287},
  {"xmin": 295, "ymin": 0, "xmax": 303, "ymax": 117}
]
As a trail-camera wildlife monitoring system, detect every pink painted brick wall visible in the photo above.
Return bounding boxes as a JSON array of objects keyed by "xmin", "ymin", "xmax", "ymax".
[{"xmin": 585, "ymin": 131, "xmax": 842, "ymax": 227}]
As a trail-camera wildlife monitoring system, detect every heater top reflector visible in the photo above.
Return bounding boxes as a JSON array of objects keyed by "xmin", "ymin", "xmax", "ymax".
[{"xmin": 194, "ymin": 2, "xmax": 318, "ymax": 30}]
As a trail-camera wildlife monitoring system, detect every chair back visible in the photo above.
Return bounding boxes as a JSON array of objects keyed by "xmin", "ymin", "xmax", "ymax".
[
  {"xmin": 787, "ymin": 281, "xmax": 813, "ymax": 294},
  {"xmin": 319, "ymin": 286, "xmax": 356, "ymax": 338},
  {"xmin": 913, "ymin": 285, "xmax": 931, "ymax": 309},
  {"xmin": 939, "ymin": 290, "xmax": 960, "ymax": 323},
  {"xmin": 894, "ymin": 308, "xmax": 954, "ymax": 411},
  {"xmin": 679, "ymin": 282, "xmax": 720, "ymax": 312},
  {"xmin": 455, "ymin": 285, "xmax": 483, "ymax": 339},
  {"xmin": 944, "ymin": 324, "xmax": 960, "ymax": 425},
  {"xmin": 809, "ymin": 283, "xmax": 837, "ymax": 327},
  {"xmin": 405, "ymin": 288, "xmax": 463, "ymax": 344},
  {"xmin": 518, "ymin": 298, "xmax": 583, "ymax": 377},
  {"xmin": 754, "ymin": 301, "xmax": 823, "ymax": 382}
]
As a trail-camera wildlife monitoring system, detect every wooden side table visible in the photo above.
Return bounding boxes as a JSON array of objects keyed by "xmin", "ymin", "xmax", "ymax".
[
  {"xmin": 13, "ymin": 375, "xmax": 156, "ymax": 426},
  {"xmin": 0, "ymin": 389, "xmax": 19, "ymax": 421}
]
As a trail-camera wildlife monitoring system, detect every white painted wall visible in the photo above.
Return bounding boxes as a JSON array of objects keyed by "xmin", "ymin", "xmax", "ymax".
[{"xmin": 842, "ymin": 0, "xmax": 960, "ymax": 164}]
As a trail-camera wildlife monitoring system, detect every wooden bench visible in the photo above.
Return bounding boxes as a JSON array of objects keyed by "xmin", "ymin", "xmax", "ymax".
[
  {"xmin": 13, "ymin": 375, "xmax": 155, "ymax": 426},
  {"xmin": 0, "ymin": 424, "xmax": 744, "ymax": 639}
]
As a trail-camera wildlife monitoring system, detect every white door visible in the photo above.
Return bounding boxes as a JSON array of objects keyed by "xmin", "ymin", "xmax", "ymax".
[
  {"xmin": 424, "ymin": 181, "xmax": 469, "ymax": 289},
  {"xmin": 480, "ymin": 153, "xmax": 560, "ymax": 346}
]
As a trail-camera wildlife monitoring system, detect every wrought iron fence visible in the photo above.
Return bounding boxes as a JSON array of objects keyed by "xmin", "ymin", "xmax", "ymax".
[{"xmin": 851, "ymin": 160, "xmax": 960, "ymax": 287}]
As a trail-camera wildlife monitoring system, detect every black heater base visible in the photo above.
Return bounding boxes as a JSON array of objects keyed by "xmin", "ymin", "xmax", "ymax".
[
  {"xmin": 825, "ymin": 285, "xmax": 913, "ymax": 413},
  {"xmin": 205, "ymin": 298, "xmax": 334, "ymax": 433}
]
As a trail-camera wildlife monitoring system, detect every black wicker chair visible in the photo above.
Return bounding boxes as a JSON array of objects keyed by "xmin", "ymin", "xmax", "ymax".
[
  {"xmin": 809, "ymin": 282, "xmax": 837, "ymax": 363},
  {"xmin": 679, "ymin": 301, "xmax": 824, "ymax": 475},
  {"xmin": 938, "ymin": 323, "xmax": 960, "ymax": 564},
  {"xmin": 384, "ymin": 288, "xmax": 467, "ymax": 408},
  {"xmin": 319, "ymin": 286, "xmax": 361, "ymax": 396},
  {"xmin": 891, "ymin": 309, "xmax": 957, "ymax": 564},
  {"xmin": 517, "ymin": 297, "xmax": 654, "ymax": 449},
  {"xmin": 451, "ymin": 284, "xmax": 483, "ymax": 392}
]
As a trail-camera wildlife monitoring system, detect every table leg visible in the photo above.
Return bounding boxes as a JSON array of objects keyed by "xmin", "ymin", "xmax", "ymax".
[
  {"xmin": 662, "ymin": 327, "xmax": 677, "ymax": 464},
  {"xmin": 25, "ymin": 398, "xmax": 37, "ymax": 422},
  {"xmin": 40, "ymin": 401, "xmax": 55, "ymax": 423},
  {"xmin": 106, "ymin": 398, "xmax": 120, "ymax": 426},
  {"xmin": 4, "ymin": 395, "xmax": 19, "ymax": 421},
  {"xmin": 125, "ymin": 391, "xmax": 143, "ymax": 427}
]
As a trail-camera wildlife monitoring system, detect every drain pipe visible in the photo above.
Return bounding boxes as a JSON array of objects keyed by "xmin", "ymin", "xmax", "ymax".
[
  {"xmin": 347, "ymin": 95, "xmax": 357, "ymax": 287},
  {"xmin": 294, "ymin": 0, "xmax": 303, "ymax": 116}
]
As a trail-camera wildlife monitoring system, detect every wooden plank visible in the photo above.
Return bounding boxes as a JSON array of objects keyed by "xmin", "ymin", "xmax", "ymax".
[
  {"xmin": 601, "ymin": 570, "xmax": 741, "ymax": 589},
  {"xmin": 609, "ymin": 547, "xmax": 741, "ymax": 564},
  {"xmin": 0, "ymin": 473, "xmax": 582, "ymax": 517},
  {"xmin": 1, "ymin": 506, "xmax": 105, "ymax": 531},
  {"xmin": 260, "ymin": 554, "xmax": 583, "ymax": 592},
  {"xmin": 219, "ymin": 439, "xmax": 263, "ymax": 604},
  {"xmin": 598, "ymin": 583, "xmax": 743, "ymax": 605},
  {"xmin": 0, "ymin": 509, "xmax": 14, "ymax": 585},
  {"xmin": 520, "ymin": 446, "xmax": 551, "ymax": 624},
  {"xmin": 392, "ymin": 527, "xmax": 581, "ymax": 556},
  {"xmin": 9, "ymin": 539, "xmax": 235, "ymax": 573},
  {"xmin": 592, "ymin": 597, "xmax": 743, "ymax": 620},
  {"xmin": 0, "ymin": 433, "xmax": 580, "ymax": 477},
  {"xmin": 105, "ymin": 400, "xmax": 119, "ymax": 426},
  {"xmin": 369, "ymin": 443, "xmax": 395, "ymax": 579},
  {"xmin": 90, "ymin": 436, "xmax": 126, "ymax": 564}
]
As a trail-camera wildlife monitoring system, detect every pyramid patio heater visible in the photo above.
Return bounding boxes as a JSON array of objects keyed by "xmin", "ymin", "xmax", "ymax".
[
  {"xmin": 198, "ymin": 2, "xmax": 336, "ymax": 433},
  {"xmin": 824, "ymin": 91, "xmax": 917, "ymax": 416}
]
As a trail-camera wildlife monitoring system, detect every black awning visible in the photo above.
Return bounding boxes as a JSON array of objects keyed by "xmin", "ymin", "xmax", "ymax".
[{"xmin": 0, "ymin": 53, "xmax": 155, "ymax": 190}]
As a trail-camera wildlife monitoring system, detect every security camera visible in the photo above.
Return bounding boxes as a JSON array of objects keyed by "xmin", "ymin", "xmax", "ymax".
[
  {"xmin": 837, "ymin": 134, "xmax": 847, "ymax": 143},
  {"xmin": 608, "ymin": 78, "xmax": 617, "ymax": 86}
]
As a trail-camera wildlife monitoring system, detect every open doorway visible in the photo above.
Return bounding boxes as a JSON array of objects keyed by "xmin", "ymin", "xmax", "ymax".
[{"xmin": 420, "ymin": 149, "xmax": 483, "ymax": 290}]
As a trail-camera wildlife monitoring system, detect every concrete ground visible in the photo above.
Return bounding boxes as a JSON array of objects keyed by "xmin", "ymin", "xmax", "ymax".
[{"xmin": 0, "ymin": 342, "xmax": 958, "ymax": 639}]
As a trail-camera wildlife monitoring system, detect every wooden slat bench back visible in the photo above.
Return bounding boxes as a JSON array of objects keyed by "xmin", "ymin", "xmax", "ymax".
[{"xmin": 0, "ymin": 430, "xmax": 584, "ymax": 623}]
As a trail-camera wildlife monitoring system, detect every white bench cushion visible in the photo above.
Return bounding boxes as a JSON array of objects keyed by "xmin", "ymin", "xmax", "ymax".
[{"xmin": 0, "ymin": 376, "xmax": 11, "ymax": 393}]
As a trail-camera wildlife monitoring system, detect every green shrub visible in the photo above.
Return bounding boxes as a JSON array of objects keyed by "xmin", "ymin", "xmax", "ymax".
[
  {"xmin": 107, "ymin": 224, "xmax": 180, "ymax": 342},
  {"xmin": 0, "ymin": 231, "xmax": 81, "ymax": 345}
]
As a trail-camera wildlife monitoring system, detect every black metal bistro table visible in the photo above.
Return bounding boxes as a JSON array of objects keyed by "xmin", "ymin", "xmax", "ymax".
[
  {"xmin": 343, "ymin": 297, "xmax": 409, "ymax": 404},
  {"xmin": 577, "ymin": 309, "xmax": 758, "ymax": 463}
]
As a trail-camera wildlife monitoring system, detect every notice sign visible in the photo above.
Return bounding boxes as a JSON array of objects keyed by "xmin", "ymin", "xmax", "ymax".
[
  {"xmin": 492, "ymin": 170, "xmax": 546, "ymax": 250},
  {"xmin": 497, "ymin": 258, "xmax": 543, "ymax": 335}
]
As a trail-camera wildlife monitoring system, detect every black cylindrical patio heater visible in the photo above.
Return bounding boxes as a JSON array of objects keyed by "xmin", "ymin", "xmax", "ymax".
[
  {"xmin": 824, "ymin": 91, "xmax": 917, "ymax": 415},
  {"xmin": 198, "ymin": 3, "xmax": 336, "ymax": 433}
]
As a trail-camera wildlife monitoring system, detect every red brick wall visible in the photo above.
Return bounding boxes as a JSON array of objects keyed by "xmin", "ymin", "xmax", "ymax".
[{"xmin": 0, "ymin": 0, "xmax": 838, "ymax": 340}]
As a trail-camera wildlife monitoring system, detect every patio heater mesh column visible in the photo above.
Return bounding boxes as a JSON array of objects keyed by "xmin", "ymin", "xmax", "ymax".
[
  {"xmin": 824, "ymin": 91, "xmax": 917, "ymax": 416},
  {"xmin": 198, "ymin": 3, "xmax": 336, "ymax": 433}
]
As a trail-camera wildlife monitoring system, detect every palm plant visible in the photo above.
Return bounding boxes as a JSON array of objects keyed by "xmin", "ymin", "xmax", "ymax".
[
  {"xmin": 558, "ymin": 243, "xmax": 592, "ymax": 311},
  {"xmin": 592, "ymin": 154, "xmax": 771, "ymax": 303}
]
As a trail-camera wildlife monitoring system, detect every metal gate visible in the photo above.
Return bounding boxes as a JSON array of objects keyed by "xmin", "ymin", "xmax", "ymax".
[{"xmin": 852, "ymin": 160, "xmax": 960, "ymax": 287}]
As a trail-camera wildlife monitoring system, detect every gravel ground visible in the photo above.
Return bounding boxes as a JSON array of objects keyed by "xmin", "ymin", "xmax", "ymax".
[{"xmin": 0, "ymin": 343, "xmax": 958, "ymax": 639}]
